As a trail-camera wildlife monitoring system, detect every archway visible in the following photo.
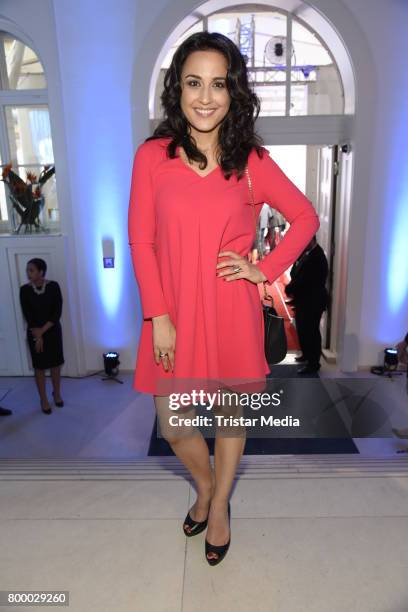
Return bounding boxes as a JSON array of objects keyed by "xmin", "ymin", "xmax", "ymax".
[{"xmin": 130, "ymin": 0, "xmax": 376, "ymax": 371}]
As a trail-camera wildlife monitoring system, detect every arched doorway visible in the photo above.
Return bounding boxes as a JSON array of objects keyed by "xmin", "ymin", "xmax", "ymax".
[{"xmin": 131, "ymin": 0, "xmax": 363, "ymax": 369}]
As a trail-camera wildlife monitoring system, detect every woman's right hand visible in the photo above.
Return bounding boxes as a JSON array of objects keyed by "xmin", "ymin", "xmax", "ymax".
[
  {"xmin": 35, "ymin": 337, "xmax": 44, "ymax": 353},
  {"xmin": 152, "ymin": 314, "xmax": 176, "ymax": 372}
]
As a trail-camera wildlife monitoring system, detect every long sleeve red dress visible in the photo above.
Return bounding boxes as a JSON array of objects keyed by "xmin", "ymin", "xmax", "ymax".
[{"xmin": 128, "ymin": 136, "xmax": 320, "ymax": 396}]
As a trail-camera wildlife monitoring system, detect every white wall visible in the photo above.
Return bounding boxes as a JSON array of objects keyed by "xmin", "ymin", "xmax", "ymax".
[
  {"xmin": 340, "ymin": 0, "xmax": 408, "ymax": 365},
  {"xmin": 0, "ymin": 0, "xmax": 407, "ymax": 374},
  {"xmin": 51, "ymin": 0, "xmax": 140, "ymax": 369}
]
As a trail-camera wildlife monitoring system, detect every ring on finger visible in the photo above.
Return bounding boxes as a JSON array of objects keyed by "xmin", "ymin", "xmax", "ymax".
[{"xmin": 232, "ymin": 265, "xmax": 242, "ymax": 273}]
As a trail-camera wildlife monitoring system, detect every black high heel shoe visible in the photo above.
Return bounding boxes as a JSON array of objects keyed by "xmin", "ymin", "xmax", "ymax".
[
  {"xmin": 205, "ymin": 501, "xmax": 231, "ymax": 566},
  {"xmin": 183, "ymin": 505, "xmax": 208, "ymax": 537},
  {"xmin": 52, "ymin": 391, "xmax": 64, "ymax": 407}
]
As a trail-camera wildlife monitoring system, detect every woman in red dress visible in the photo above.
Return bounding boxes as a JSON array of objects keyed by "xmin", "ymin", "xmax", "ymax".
[{"xmin": 128, "ymin": 32, "xmax": 319, "ymax": 565}]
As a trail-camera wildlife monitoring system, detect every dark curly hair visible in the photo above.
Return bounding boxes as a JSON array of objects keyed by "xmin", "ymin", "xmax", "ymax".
[{"xmin": 146, "ymin": 31, "xmax": 265, "ymax": 180}]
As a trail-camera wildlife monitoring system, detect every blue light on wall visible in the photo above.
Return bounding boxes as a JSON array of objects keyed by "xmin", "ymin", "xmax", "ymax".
[
  {"xmin": 87, "ymin": 153, "xmax": 126, "ymax": 324},
  {"xmin": 387, "ymin": 181, "xmax": 408, "ymax": 314},
  {"xmin": 379, "ymin": 100, "xmax": 408, "ymax": 342},
  {"xmin": 95, "ymin": 206, "xmax": 124, "ymax": 320},
  {"xmin": 52, "ymin": 0, "xmax": 137, "ymax": 356}
]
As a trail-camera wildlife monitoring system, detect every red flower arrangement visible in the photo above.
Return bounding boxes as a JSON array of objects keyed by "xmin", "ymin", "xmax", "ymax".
[{"xmin": 1, "ymin": 163, "xmax": 55, "ymax": 233}]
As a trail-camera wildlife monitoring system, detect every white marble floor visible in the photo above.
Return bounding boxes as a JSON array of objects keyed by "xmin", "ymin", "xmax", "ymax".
[
  {"xmin": 1, "ymin": 361, "xmax": 408, "ymax": 611},
  {"xmin": 1, "ymin": 460, "xmax": 408, "ymax": 612}
]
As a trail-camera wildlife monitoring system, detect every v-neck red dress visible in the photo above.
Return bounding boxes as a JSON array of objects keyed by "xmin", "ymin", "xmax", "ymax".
[{"xmin": 128, "ymin": 136, "xmax": 320, "ymax": 395}]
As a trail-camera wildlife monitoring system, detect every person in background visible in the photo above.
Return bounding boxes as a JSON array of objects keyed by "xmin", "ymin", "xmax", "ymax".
[
  {"xmin": 257, "ymin": 204, "xmax": 274, "ymax": 258},
  {"xmin": 284, "ymin": 235, "xmax": 329, "ymax": 374},
  {"xmin": 19, "ymin": 258, "xmax": 65, "ymax": 414},
  {"xmin": 265, "ymin": 209, "xmax": 286, "ymax": 254},
  {"xmin": 252, "ymin": 206, "xmax": 287, "ymax": 262}
]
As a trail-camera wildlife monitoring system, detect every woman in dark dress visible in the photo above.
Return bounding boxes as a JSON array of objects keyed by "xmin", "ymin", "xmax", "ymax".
[{"xmin": 19, "ymin": 258, "xmax": 65, "ymax": 414}]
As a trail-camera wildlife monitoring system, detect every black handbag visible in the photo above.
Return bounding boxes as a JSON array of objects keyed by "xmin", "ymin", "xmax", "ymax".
[{"xmin": 245, "ymin": 166, "xmax": 288, "ymax": 364}]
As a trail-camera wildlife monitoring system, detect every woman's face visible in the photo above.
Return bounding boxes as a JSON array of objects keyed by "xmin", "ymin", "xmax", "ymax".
[
  {"xmin": 27, "ymin": 263, "xmax": 44, "ymax": 282},
  {"xmin": 180, "ymin": 49, "xmax": 231, "ymax": 137}
]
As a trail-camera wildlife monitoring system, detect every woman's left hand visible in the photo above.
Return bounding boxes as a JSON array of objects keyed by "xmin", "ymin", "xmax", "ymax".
[
  {"xmin": 34, "ymin": 337, "xmax": 44, "ymax": 353},
  {"xmin": 30, "ymin": 327, "xmax": 43, "ymax": 340},
  {"xmin": 217, "ymin": 251, "xmax": 268, "ymax": 284}
]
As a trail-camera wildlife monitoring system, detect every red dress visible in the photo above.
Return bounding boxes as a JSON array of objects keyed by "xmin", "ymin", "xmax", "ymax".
[{"xmin": 128, "ymin": 137, "xmax": 320, "ymax": 395}]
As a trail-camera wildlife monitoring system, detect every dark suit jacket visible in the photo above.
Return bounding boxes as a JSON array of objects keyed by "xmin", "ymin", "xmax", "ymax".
[{"xmin": 285, "ymin": 244, "xmax": 329, "ymax": 308}]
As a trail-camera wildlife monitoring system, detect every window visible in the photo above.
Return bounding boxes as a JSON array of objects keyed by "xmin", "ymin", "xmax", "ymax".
[
  {"xmin": 0, "ymin": 33, "xmax": 58, "ymax": 234},
  {"xmin": 155, "ymin": 7, "xmax": 344, "ymax": 119},
  {"xmin": 1, "ymin": 34, "xmax": 46, "ymax": 90}
]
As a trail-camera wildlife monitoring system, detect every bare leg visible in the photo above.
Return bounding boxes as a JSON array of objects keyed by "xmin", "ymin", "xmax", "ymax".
[
  {"xmin": 154, "ymin": 395, "xmax": 215, "ymax": 531},
  {"xmin": 34, "ymin": 368, "xmax": 51, "ymax": 411},
  {"xmin": 206, "ymin": 389, "xmax": 246, "ymax": 560},
  {"xmin": 50, "ymin": 365, "xmax": 62, "ymax": 401}
]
